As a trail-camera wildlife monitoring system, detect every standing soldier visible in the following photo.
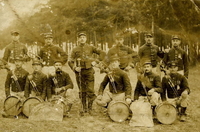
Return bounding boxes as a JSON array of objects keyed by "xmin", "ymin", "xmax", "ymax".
[
  {"xmin": 96, "ymin": 55, "xmax": 132, "ymax": 107},
  {"xmin": 138, "ymin": 33, "xmax": 162, "ymax": 73},
  {"xmin": 24, "ymin": 59, "xmax": 47, "ymax": 100},
  {"xmin": 163, "ymin": 35, "xmax": 189, "ymax": 78},
  {"xmin": 47, "ymin": 59, "xmax": 75, "ymax": 117},
  {"xmin": 134, "ymin": 60, "xmax": 162, "ymax": 108},
  {"xmin": 107, "ymin": 33, "xmax": 139, "ymax": 71},
  {"xmin": 161, "ymin": 61, "xmax": 190, "ymax": 121},
  {"xmin": 2, "ymin": 31, "xmax": 29, "ymax": 70},
  {"xmin": 39, "ymin": 34, "xmax": 68, "ymax": 76},
  {"xmin": 68, "ymin": 32, "xmax": 106, "ymax": 115}
]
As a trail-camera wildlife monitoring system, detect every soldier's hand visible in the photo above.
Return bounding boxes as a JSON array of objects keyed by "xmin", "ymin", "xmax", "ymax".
[
  {"xmin": 181, "ymin": 90, "xmax": 188, "ymax": 99},
  {"xmin": 55, "ymin": 88, "xmax": 62, "ymax": 94},
  {"xmin": 148, "ymin": 88, "xmax": 155, "ymax": 95},
  {"xmin": 74, "ymin": 67, "xmax": 81, "ymax": 72},
  {"xmin": 97, "ymin": 95, "xmax": 103, "ymax": 100},
  {"xmin": 91, "ymin": 61, "xmax": 97, "ymax": 67},
  {"xmin": 126, "ymin": 98, "xmax": 132, "ymax": 105}
]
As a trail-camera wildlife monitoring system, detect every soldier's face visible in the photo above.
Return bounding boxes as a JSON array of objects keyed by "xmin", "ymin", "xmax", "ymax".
[
  {"xmin": 109, "ymin": 60, "xmax": 120, "ymax": 70},
  {"xmin": 172, "ymin": 39, "xmax": 181, "ymax": 48},
  {"xmin": 54, "ymin": 62, "xmax": 62, "ymax": 71},
  {"xmin": 143, "ymin": 64, "xmax": 152, "ymax": 73},
  {"xmin": 45, "ymin": 38, "xmax": 53, "ymax": 45},
  {"xmin": 115, "ymin": 38, "xmax": 124, "ymax": 45},
  {"xmin": 12, "ymin": 35, "xmax": 20, "ymax": 42},
  {"xmin": 169, "ymin": 66, "xmax": 178, "ymax": 73},
  {"xmin": 78, "ymin": 35, "xmax": 87, "ymax": 44},
  {"xmin": 15, "ymin": 60, "xmax": 23, "ymax": 68},
  {"xmin": 32, "ymin": 64, "xmax": 42, "ymax": 72},
  {"xmin": 145, "ymin": 36, "xmax": 153, "ymax": 45}
]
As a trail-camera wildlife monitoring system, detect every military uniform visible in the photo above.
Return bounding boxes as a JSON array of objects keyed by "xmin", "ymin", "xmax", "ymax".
[
  {"xmin": 134, "ymin": 71, "xmax": 162, "ymax": 106},
  {"xmin": 68, "ymin": 42, "xmax": 106, "ymax": 113},
  {"xmin": 24, "ymin": 71, "xmax": 47, "ymax": 100},
  {"xmin": 107, "ymin": 45, "xmax": 139, "ymax": 69},
  {"xmin": 5, "ymin": 67, "xmax": 29, "ymax": 98},
  {"xmin": 138, "ymin": 44, "xmax": 160, "ymax": 68},
  {"xmin": 163, "ymin": 47, "xmax": 189, "ymax": 78},
  {"xmin": 96, "ymin": 68, "xmax": 132, "ymax": 107}
]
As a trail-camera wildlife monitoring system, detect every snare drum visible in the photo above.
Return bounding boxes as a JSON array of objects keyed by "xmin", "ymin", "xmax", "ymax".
[
  {"xmin": 4, "ymin": 96, "xmax": 22, "ymax": 116},
  {"xmin": 155, "ymin": 102, "xmax": 177, "ymax": 124},
  {"xmin": 107, "ymin": 101, "xmax": 130, "ymax": 122},
  {"xmin": 22, "ymin": 96, "xmax": 44, "ymax": 117}
]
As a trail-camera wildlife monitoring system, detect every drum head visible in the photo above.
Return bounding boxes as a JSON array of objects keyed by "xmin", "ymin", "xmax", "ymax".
[
  {"xmin": 4, "ymin": 96, "xmax": 22, "ymax": 116},
  {"xmin": 156, "ymin": 103, "xmax": 177, "ymax": 124},
  {"xmin": 108, "ymin": 101, "xmax": 130, "ymax": 122},
  {"xmin": 22, "ymin": 97, "xmax": 43, "ymax": 117}
]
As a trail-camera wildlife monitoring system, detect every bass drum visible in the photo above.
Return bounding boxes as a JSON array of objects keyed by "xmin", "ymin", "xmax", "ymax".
[
  {"xmin": 107, "ymin": 101, "xmax": 130, "ymax": 122},
  {"xmin": 4, "ymin": 96, "xmax": 22, "ymax": 116},
  {"xmin": 155, "ymin": 102, "xmax": 177, "ymax": 124},
  {"xmin": 22, "ymin": 96, "xmax": 44, "ymax": 117}
]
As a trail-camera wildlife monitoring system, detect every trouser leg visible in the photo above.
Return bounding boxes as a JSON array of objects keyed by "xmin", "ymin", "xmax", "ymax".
[{"xmin": 79, "ymin": 92, "xmax": 87, "ymax": 113}]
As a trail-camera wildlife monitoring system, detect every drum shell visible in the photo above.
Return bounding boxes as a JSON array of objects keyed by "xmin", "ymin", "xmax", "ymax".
[
  {"xmin": 107, "ymin": 101, "xmax": 130, "ymax": 122},
  {"xmin": 22, "ymin": 96, "xmax": 44, "ymax": 117},
  {"xmin": 155, "ymin": 102, "xmax": 177, "ymax": 125},
  {"xmin": 4, "ymin": 96, "xmax": 22, "ymax": 116}
]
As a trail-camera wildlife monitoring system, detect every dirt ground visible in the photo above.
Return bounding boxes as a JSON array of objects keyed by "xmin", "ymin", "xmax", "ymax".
[{"xmin": 0, "ymin": 63, "xmax": 200, "ymax": 132}]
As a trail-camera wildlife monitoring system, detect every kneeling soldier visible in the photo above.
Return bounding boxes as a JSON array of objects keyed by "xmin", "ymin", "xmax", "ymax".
[
  {"xmin": 47, "ymin": 60, "xmax": 74, "ymax": 117},
  {"xmin": 134, "ymin": 59, "xmax": 162, "ymax": 108},
  {"xmin": 161, "ymin": 61, "xmax": 190, "ymax": 122},
  {"xmin": 24, "ymin": 59, "xmax": 47, "ymax": 100},
  {"xmin": 96, "ymin": 55, "xmax": 132, "ymax": 107}
]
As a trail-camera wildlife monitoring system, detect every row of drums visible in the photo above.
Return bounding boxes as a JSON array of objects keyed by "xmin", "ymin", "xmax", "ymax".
[
  {"xmin": 4, "ymin": 95, "xmax": 65, "ymax": 118},
  {"xmin": 107, "ymin": 101, "xmax": 177, "ymax": 125}
]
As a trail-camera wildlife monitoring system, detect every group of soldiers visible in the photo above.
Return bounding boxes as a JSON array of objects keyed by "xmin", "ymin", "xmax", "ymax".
[{"xmin": 0, "ymin": 30, "xmax": 190, "ymax": 123}]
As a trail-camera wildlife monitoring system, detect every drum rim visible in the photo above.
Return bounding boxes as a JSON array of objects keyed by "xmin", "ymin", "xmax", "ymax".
[
  {"xmin": 22, "ymin": 96, "xmax": 43, "ymax": 105},
  {"xmin": 156, "ymin": 102, "xmax": 177, "ymax": 124},
  {"xmin": 4, "ymin": 95, "xmax": 21, "ymax": 105},
  {"xmin": 107, "ymin": 101, "xmax": 130, "ymax": 122}
]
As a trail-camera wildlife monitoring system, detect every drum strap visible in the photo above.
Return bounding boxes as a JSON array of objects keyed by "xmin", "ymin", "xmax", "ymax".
[
  {"xmin": 11, "ymin": 70, "xmax": 22, "ymax": 92},
  {"xmin": 29, "ymin": 80, "xmax": 40, "ymax": 95},
  {"xmin": 167, "ymin": 78, "xmax": 179, "ymax": 97}
]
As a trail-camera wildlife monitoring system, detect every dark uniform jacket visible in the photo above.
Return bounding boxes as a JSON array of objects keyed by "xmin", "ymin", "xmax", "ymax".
[
  {"xmin": 39, "ymin": 44, "xmax": 68, "ymax": 66},
  {"xmin": 107, "ymin": 45, "xmax": 139, "ymax": 69},
  {"xmin": 98, "ymin": 68, "xmax": 132, "ymax": 99},
  {"xmin": 3, "ymin": 41, "xmax": 28, "ymax": 63},
  {"xmin": 134, "ymin": 72, "xmax": 162, "ymax": 100},
  {"xmin": 161, "ymin": 73, "xmax": 190, "ymax": 101},
  {"xmin": 47, "ymin": 71, "xmax": 73, "ymax": 99},
  {"xmin": 138, "ymin": 44, "xmax": 160, "ymax": 67},
  {"xmin": 24, "ymin": 71, "xmax": 47, "ymax": 100},
  {"xmin": 163, "ymin": 47, "xmax": 189, "ymax": 78},
  {"xmin": 68, "ymin": 44, "xmax": 106, "ymax": 70},
  {"xmin": 5, "ymin": 67, "xmax": 29, "ymax": 97}
]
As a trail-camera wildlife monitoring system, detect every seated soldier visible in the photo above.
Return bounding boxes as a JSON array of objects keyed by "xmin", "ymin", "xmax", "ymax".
[
  {"xmin": 96, "ymin": 55, "xmax": 132, "ymax": 108},
  {"xmin": 24, "ymin": 59, "xmax": 47, "ymax": 100},
  {"xmin": 161, "ymin": 61, "xmax": 190, "ymax": 122},
  {"xmin": 134, "ymin": 60, "xmax": 162, "ymax": 109},
  {"xmin": 47, "ymin": 59, "xmax": 75, "ymax": 117}
]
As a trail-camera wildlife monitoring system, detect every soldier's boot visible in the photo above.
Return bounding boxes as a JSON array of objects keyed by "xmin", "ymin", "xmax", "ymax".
[
  {"xmin": 79, "ymin": 92, "xmax": 87, "ymax": 116},
  {"xmin": 180, "ymin": 107, "xmax": 187, "ymax": 122},
  {"xmin": 88, "ymin": 94, "xmax": 96, "ymax": 115},
  {"xmin": 64, "ymin": 103, "xmax": 73, "ymax": 118}
]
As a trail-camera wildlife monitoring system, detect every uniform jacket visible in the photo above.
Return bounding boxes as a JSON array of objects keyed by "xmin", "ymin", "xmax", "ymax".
[
  {"xmin": 138, "ymin": 44, "xmax": 160, "ymax": 67},
  {"xmin": 107, "ymin": 45, "xmax": 139, "ymax": 69},
  {"xmin": 68, "ymin": 44, "xmax": 106, "ymax": 70},
  {"xmin": 47, "ymin": 71, "xmax": 73, "ymax": 99},
  {"xmin": 3, "ymin": 41, "xmax": 28, "ymax": 63},
  {"xmin": 39, "ymin": 44, "xmax": 68, "ymax": 66},
  {"xmin": 98, "ymin": 68, "xmax": 132, "ymax": 99},
  {"xmin": 163, "ymin": 47, "xmax": 189, "ymax": 78},
  {"xmin": 24, "ymin": 71, "xmax": 47, "ymax": 100},
  {"xmin": 161, "ymin": 73, "xmax": 190, "ymax": 101},
  {"xmin": 134, "ymin": 71, "xmax": 162, "ymax": 100},
  {"xmin": 5, "ymin": 67, "xmax": 29, "ymax": 97}
]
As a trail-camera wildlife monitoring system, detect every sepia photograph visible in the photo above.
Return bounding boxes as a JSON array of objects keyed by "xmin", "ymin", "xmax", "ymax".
[{"xmin": 0, "ymin": 0, "xmax": 200, "ymax": 131}]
